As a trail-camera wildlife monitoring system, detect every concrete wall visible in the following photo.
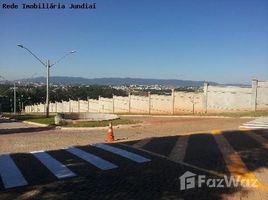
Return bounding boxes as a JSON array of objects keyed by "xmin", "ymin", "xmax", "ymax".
[
  {"xmin": 114, "ymin": 96, "xmax": 129, "ymax": 113},
  {"xmin": 99, "ymin": 97, "xmax": 113, "ymax": 113},
  {"xmin": 202, "ymin": 79, "xmax": 268, "ymax": 112},
  {"xmin": 150, "ymin": 94, "xmax": 172, "ymax": 114},
  {"xmin": 25, "ymin": 79, "xmax": 268, "ymax": 114},
  {"xmin": 130, "ymin": 95, "xmax": 150, "ymax": 113},
  {"xmin": 256, "ymin": 80, "xmax": 268, "ymax": 110},
  {"xmin": 79, "ymin": 100, "xmax": 88, "ymax": 112},
  {"xmin": 205, "ymin": 86, "xmax": 252, "ymax": 112},
  {"xmin": 174, "ymin": 92, "xmax": 203, "ymax": 113}
]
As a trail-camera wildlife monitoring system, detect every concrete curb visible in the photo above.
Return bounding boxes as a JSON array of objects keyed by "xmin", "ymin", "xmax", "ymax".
[
  {"xmin": 57, "ymin": 123, "xmax": 143, "ymax": 131},
  {"xmin": 22, "ymin": 121, "xmax": 51, "ymax": 127},
  {"xmin": 119, "ymin": 115, "xmax": 265, "ymax": 119},
  {"xmin": 58, "ymin": 126, "xmax": 108, "ymax": 131},
  {"xmin": 119, "ymin": 114, "xmax": 233, "ymax": 118}
]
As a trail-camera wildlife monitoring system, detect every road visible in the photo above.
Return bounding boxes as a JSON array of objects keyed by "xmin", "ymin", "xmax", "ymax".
[{"xmin": 0, "ymin": 117, "xmax": 268, "ymax": 199}]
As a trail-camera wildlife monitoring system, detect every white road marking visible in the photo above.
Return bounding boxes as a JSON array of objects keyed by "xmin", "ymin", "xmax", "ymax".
[
  {"xmin": 245, "ymin": 131, "xmax": 268, "ymax": 149},
  {"xmin": 212, "ymin": 132, "xmax": 265, "ymax": 198},
  {"xmin": 93, "ymin": 143, "xmax": 151, "ymax": 163},
  {"xmin": 240, "ymin": 117, "xmax": 268, "ymax": 129},
  {"xmin": 169, "ymin": 136, "xmax": 189, "ymax": 162},
  {"xmin": 0, "ymin": 155, "xmax": 28, "ymax": 189},
  {"xmin": 133, "ymin": 138, "xmax": 152, "ymax": 148},
  {"xmin": 32, "ymin": 151, "xmax": 76, "ymax": 179},
  {"xmin": 65, "ymin": 147, "xmax": 118, "ymax": 170}
]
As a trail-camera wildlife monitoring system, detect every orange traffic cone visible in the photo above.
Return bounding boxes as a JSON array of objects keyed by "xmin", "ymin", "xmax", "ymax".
[{"xmin": 106, "ymin": 121, "xmax": 115, "ymax": 143}]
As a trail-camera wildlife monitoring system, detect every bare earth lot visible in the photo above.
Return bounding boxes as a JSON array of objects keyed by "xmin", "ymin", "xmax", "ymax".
[{"xmin": 0, "ymin": 116, "xmax": 250, "ymax": 154}]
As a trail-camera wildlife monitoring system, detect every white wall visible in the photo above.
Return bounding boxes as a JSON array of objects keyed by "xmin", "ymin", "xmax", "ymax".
[
  {"xmin": 25, "ymin": 79, "xmax": 268, "ymax": 114},
  {"xmin": 256, "ymin": 81, "xmax": 268, "ymax": 110},
  {"xmin": 206, "ymin": 86, "xmax": 251, "ymax": 112}
]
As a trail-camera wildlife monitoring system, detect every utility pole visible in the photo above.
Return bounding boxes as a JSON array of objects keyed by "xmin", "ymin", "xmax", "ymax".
[{"xmin": 46, "ymin": 60, "xmax": 50, "ymax": 118}]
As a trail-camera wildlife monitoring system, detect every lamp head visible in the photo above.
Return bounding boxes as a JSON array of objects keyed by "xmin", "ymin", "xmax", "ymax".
[
  {"xmin": 17, "ymin": 44, "xmax": 24, "ymax": 48},
  {"xmin": 70, "ymin": 50, "xmax": 76, "ymax": 54}
]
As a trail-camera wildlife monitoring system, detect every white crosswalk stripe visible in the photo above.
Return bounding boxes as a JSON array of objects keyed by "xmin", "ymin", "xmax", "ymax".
[
  {"xmin": 169, "ymin": 136, "xmax": 189, "ymax": 162},
  {"xmin": 0, "ymin": 155, "xmax": 28, "ymax": 189},
  {"xmin": 239, "ymin": 117, "xmax": 268, "ymax": 129},
  {"xmin": 32, "ymin": 151, "xmax": 76, "ymax": 179},
  {"xmin": 93, "ymin": 144, "xmax": 151, "ymax": 163},
  {"xmin": 65, "ymin": 147, "xmax": 118, "ymax": 170},
  {"xmin": 0, "ymin": 144, "xmax": 151, "ymax": 190},
  {"xmin": 133, "ymin": 138, "xmax": 152, "ymax": 149}
]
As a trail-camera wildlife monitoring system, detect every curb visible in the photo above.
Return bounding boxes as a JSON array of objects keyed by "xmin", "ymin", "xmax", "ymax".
[
  {"xmin": 119, "ymin": 114, "xmax": 233, "ymax": 118},
  {"xmin": 57, "ymin": 123, "xmax": 143, "ymax": 131},
  {"xmin": 58, "ymin": 126, "xmax": 108, "ymax": 131},
  {"xmin": 22, "ymin": 121, "xmax": 51, "ymax": 127}
]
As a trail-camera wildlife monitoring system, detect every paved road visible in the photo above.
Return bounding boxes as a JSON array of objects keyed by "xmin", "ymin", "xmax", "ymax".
[
  {"xmin": 124, "ymin": 129, "xmax": 268, "ymax": 199},
  {"xmin": 0, "ymin": 116, "xmax": 250, "ymax": 154},
  {"xmin": 0, "ymin": 117, "xmax": 268, "ymax": 199},
  {"xmin": 0, "ymin": 142, "xmax": 235, "ymax": 200}
]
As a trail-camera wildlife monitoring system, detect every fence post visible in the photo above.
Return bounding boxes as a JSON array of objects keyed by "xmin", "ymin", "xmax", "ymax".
[
  {"xmin": 191, "ymin": 95, "xmax": 195, "ymax": 114},
  {"xmin": 203, "ymin": 82, "xmax": 209, "ymax": 113},
  {"xmin": 251, "ymin": 79, "xmax": 258, "ymax": 111},
  {"xmin": 128, "ymin": 92, "xmax": 131, "ymax": 113},
  {"xmin": 98, "ymin": 96, "xmax": 101, "ymax": 113},
  {"xmin": 148, "ymin": 92, "xmax": 151, "ymax": 114},
  {"xmin": 87, "ymin": 97, "xmax": 90, "ymax": 112},
  {"xmin": 171, "ymin": 89, "xmax": 175, "ymax": 115},
  {"xmin": 69, "ymin": 99, "xmax": 71, "ymax": 113},
  {"xmin": 112, "ymin": 95, "xmax": 115, "ymax": 113},
  {"xmin": 78, "ymin": 98, "xmax": 80, "ymax": 113}
]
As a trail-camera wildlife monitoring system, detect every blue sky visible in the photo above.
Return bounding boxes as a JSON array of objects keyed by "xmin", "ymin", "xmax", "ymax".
[{"xmin": 0, "ymin": 0, "xmax": 267, "ymax": 84}]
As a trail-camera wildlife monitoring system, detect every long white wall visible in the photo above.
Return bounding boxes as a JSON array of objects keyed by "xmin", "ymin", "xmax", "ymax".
[{"xmin": 25, "ymin": 79, "xmax": 268, "ymax": 114}]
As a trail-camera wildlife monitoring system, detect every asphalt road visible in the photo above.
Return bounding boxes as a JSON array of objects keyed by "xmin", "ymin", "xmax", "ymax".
[
  {"xmin": 0, "ymin": 142, "xmax": 235, "ymax": 200},
  {"xmin": 0, "ymin": 117, "xmax": 268, "ymax": 199}
]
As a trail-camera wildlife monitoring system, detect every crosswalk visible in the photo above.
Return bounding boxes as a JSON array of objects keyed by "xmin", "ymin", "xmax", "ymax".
[
  {"xmin": 1, "ymin": 130, "xmax": 268, "ymax": 192},
  {"xmin": 0, "ymin": 155, "xmax": 28, "ymax": 189},
  {"xmin": 168, "ymin": 135, "xmax": 189, "ymax": 162},
  {"xmin": 93, "ymin": 143, "xmax": 151, "ymax": 163},
  {"xmin": 65, "ymin": 147, "xmax": 118, "ymax": 170},
  {"xmin": 240, "ymin": 117, "xmax": 268, "ymax": 129},
  {"xmin": 32, "ymin": 151, "xmax": 76, "ymax": 179},
  {"xmin": 0, "ymin": 144, "xmax": 151, "ymax": 190}
]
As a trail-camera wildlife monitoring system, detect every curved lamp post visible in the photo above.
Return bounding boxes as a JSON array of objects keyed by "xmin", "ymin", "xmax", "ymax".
[{"xmin": 17, "ymin": 44, "xmax": 76, "ymax": 117}]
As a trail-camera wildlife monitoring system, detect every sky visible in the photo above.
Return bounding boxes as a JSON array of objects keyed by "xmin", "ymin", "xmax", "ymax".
[{"xmin": 0, "ymin": 0, "xmax": 267, "ymax": 84}]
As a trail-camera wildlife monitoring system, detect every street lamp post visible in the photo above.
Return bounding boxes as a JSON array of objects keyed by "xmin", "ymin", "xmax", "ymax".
[{"xmin": 17, "ymin": 44, "xmax": 76, "ymax": 117}]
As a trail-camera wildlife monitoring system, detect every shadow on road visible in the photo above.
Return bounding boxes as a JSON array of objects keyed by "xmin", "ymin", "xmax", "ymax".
[
  {"xmin": 0, "ymin": 143, "xmax": 238, "ymax": 200},
  {"xmin": 0, "ymin": 127, "xmax": 55, "ymax": 135},
  {"xmin": 123, "ymin": 129, "xmax": 268, "ymax": 199},
  {"xmin": 0, "ymin": 129, "xmax": 267, "ymax": 199},
  {"xmin": 0, "ymin": 118, "xmax": 16, "ymax": 124},
  {"xmin": 0, "ymin": 117, "xmax": 55, "ymax": 135}
]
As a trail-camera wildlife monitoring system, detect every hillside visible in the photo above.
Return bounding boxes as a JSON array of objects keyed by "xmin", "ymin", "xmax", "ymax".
[{"xmin": 19, "ymin": 76, "xmax": 214, "ymax": 87}]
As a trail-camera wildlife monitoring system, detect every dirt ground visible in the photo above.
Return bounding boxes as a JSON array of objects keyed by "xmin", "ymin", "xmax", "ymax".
[{"xmin": 0, "ymin": 116, "xmax": 251, "ymax": 154}]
